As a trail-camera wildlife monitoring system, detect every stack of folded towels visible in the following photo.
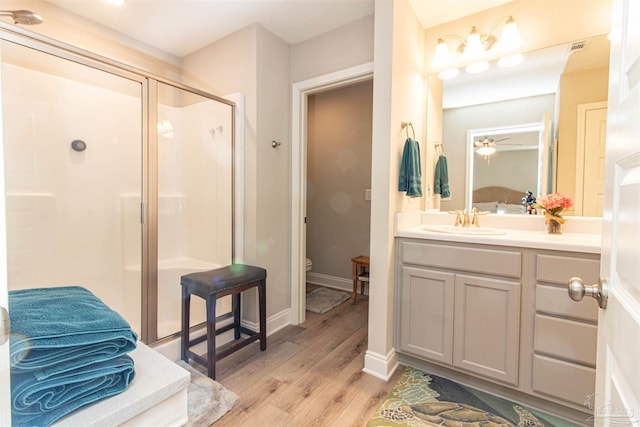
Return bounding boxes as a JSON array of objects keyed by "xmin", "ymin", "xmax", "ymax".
[{"xmin": 8, "ymin": 286, "xmax": 138, "ymax": 426}]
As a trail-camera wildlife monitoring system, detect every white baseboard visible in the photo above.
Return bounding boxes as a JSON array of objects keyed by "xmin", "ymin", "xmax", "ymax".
[
  {"xmin": 363, "ymin": 348, "xmax": 399, "ymax": 381},
  {"xmin": 242, "ymin": 308, "xmax": 291, "ymax": 336},
  {"xmin": 306, "ymin": 272, "xmax": 368, "ymax": 295},
  {"xmin": 153, "ymin": 309, "xmax": 292, "ymax": 362}
]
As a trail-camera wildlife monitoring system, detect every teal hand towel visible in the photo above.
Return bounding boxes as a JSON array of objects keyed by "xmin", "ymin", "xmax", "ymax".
[
  {"xmin": 398, "ymin": 138, "xmax": 423, "ymax": 197},
  {"xmin": 434, "ymin": 155, "xmax": 450, "ymax": 198},
  {"xmin": 9, "ymin": 286, "xmax": 137, "ymax": 374}
]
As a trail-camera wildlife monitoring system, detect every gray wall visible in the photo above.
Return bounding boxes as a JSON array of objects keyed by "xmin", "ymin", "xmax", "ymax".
[{"xmin": 307, "ymin": 80, "xmax": 373, "ymax": 280}]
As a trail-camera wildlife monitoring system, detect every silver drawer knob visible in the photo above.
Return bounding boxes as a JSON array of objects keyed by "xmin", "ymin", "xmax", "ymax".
[{"xmin": 568, "ymin": 277, "xmax": 608, "ymax": 309}]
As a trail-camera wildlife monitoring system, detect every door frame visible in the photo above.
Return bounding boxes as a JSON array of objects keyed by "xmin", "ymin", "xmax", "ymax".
[{"xmin": 290, "ymin": 62, "xmax": 373, "ymax": 325}]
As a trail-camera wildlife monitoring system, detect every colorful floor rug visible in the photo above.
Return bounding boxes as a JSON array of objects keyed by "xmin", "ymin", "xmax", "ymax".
[
  {"xmin": 367, "ymin": 367, "xmax": 582, "ymax": 427},
  {"xmin": 305, "ymin": 287, "xmax": 350, "ymax": 314}
]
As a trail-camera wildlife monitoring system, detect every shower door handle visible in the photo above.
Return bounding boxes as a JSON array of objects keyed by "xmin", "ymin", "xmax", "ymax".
[{"xmin": 0, "ymin": 306, "xmax": 9, "ymax": 345}]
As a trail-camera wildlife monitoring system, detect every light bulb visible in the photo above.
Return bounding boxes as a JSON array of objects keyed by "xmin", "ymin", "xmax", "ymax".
[
  {"xmin": 462, "ymin": 28, "xmax": 486, "ymax": 61},
  {"xmin": 430, "ymin": 39, "xmax": 452, "ymax": 69},
  {"xmin": 438, "ymin": 68, "xmax": 460, "ymax": 79},
  {"xmin": 466, "ymin": 60, "xmax": 489, "ymax": 74},
  {"xmin": 476, "ymin": 145, "xmax": 496, "ymax": 156},
  {"xmin": 497, "ymin": 17, "xmax": 523, "ymax": 52}
]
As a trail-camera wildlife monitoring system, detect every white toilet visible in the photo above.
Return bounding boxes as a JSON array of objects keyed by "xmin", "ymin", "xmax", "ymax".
[{"xmin": 305, "ymin": 258, "xmax": 313, "ymax": 272}]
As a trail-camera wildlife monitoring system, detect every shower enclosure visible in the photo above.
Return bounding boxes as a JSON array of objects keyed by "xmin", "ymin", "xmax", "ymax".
[{"xmin": 0, "ymin": 28, "xmax": 235, "ymax": 343}]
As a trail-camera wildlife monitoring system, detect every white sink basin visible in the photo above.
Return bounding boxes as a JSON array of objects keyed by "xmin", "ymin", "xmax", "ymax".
[{"xmin": 422, "ymin": 225, "xmax": 507, "ymax": 235}]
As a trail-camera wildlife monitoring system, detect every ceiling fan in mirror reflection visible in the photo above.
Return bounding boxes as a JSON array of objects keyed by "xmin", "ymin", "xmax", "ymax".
[
  {"xmin": 474, "ymin": 136, "xmax": 522, "ymax": 161},
  {"xmin": 430, "ymin": 15, "xmax": 524, "ymax": 80}
]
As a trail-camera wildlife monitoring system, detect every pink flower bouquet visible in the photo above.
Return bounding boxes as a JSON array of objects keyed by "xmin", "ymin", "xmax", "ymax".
[{"xmin": 536, "ymin": 193, "xmax": 573, "ymax": 223}]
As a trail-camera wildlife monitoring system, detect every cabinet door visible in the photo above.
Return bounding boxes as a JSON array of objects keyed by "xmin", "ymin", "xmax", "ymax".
[
  {"xmin": 453, "ymin": 274, "xmax": 521, "ymax": 385},
  {"xmin": 399, "ymin": 266, "xmax": 455, "ymax": 364}
]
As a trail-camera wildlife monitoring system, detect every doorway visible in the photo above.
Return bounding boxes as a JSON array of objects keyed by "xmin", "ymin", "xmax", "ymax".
[
  {"xmin": 290, "ymin": 63, "xmax": 373, "ymax": 324},
  {"xmin": 305, "ymin": 80, "xmax": 373, "ymax": 296}
]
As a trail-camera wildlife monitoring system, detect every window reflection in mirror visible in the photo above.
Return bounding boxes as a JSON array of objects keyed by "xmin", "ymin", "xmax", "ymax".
[{"xmin": 440, "ymin": 34, "xmax": 609, "ymax": 217}]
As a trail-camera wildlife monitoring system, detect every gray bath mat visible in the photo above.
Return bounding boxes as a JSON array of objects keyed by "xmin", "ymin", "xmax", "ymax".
[
  {"xmin": 306, "ymin": 287, "xmax": 350, "ymax": 314},
  {"xmin": 176, "ymin": 360, "xmax": 238, "ymax": 426}
]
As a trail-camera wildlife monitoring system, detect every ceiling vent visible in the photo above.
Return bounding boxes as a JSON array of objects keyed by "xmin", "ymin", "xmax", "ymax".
[{"xmin": 569, "ymin": 39, "xmax": 590, "ymax": 53}]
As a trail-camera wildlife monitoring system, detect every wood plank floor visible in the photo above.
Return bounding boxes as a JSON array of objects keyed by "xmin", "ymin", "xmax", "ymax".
[{"xmin": 203, "ymin": 286, "xmax": 402, "ymax": 427}]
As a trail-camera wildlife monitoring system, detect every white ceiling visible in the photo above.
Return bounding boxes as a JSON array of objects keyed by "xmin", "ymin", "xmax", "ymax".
[{"xmin": 42, "ymin": 0, "xmax": 509, "ymax": 57}]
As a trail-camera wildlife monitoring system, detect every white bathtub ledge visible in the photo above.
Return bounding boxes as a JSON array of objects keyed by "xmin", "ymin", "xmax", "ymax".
[{"xmin": 53, "ymin": 343, "xmax": 190, "ymax": 427}]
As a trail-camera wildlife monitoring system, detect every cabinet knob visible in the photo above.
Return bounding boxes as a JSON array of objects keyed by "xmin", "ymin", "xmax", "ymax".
[{"xmin": 568, "ymin": 277, "xmax": 608, "ymax": 309}]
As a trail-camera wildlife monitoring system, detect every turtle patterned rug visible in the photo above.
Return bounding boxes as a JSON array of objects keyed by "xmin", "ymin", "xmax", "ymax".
[{"xmin": 367, "ymin": 368, "xmax": 581, "ymax": 427}]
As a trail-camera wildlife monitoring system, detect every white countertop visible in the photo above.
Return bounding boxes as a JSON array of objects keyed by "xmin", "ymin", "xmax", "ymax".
[{"xmin": 396, "ymin": 211, "xmax": 602, "ymax": 254}]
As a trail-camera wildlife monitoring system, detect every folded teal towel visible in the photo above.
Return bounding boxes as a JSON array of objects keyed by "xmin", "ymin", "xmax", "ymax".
[
  {"xmin": 9, "ymin": 286, "xmax": 137, "ymax": 374},
  {"xmin": 398, "ymin": 138, "xmax": 422, "ymax": 197},
  {"xmin": 11, "ymin": 354, "xmax": 135, "ymax": 427},
  {"xmin": 434, "ymin": 155, "xmax": 450, "ymax": 198}
]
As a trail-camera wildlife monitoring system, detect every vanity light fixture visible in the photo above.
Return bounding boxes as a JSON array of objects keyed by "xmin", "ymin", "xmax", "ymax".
[{"xmin": 430, "ymin": 16, "xmax": 524, "ymax": 79}]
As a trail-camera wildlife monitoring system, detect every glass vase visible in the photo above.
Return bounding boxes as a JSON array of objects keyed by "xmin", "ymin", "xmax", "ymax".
[{"xmin": 547, "ymin": 218, "xmax": 562, "ymax": 235}]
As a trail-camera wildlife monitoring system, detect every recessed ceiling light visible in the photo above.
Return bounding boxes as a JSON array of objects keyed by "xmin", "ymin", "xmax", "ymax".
[{"xmin": 105, "ymin": 0, "xmax": 125, "ymax": 5}]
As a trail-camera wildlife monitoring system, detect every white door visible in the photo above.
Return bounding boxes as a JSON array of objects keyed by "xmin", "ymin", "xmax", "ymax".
[
  {"xmin": 0, "ymin": 104, "xmax": 11, "ymax": 424},
  {"xmin": 575, "ymin": 101, "xmax": 608, "ymax": 216},
  {"xmin": 578, "ymin": 0, "xmax": 640, "ymax": 425}
]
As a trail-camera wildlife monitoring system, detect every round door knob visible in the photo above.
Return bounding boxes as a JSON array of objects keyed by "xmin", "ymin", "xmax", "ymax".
[{"xmin": 568, "ymin": 277, "xmax": 608, "ymax": 309}]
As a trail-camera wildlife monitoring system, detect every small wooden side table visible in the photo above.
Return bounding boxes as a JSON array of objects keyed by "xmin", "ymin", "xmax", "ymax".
[{"xmin": 351, "ymin": 255, "xmax": 370, "ymax": 301}]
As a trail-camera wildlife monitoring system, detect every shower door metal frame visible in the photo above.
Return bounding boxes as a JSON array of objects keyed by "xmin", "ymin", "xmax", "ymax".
[{"xmin": 0, "ymin": 23, "xmax": 236, "ymax": 344}]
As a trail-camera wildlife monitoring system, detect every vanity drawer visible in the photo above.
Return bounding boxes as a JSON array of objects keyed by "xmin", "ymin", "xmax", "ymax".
[
  {"xmin": 535, "ymin": 284, "xmax": 598, "ymax": 322},
  {"xmin": 534, "ymin": 314, "xmax": 597, "ymax": 366},
  {"xmin": 401, "ymin": 241, "xmax": 521, "ymax": 278},
  {"xmin": 536, "ymin": 254, "xmax": 600, "ymax": 285},
  {"xmin": 532, "ymin": 354, "xmax": 596, "ymax": 407}
]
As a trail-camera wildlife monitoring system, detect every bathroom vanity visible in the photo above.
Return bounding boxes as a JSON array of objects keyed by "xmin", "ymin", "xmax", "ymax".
[{"xmin": 394, "ymin": 212, "xmax": 601, "ymax": 421}]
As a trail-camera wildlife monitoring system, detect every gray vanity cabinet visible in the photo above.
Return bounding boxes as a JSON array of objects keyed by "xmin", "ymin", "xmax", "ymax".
[
  {"xmin": 397, "ymin": 237, "xmax": 601, "ymax": 415},
  {"xmin": 398, "ymin": 240, "xmax": 522, "ymax": 385},
  {"xmin": 399, "ymin": 266, "xmax": 455, "ymax": 364},
  {"xmin": 453, "ymin": 274, "xmax": 521, "ymax": 385},
  {"xmin": 532, "ymin": 253, "xmax": 599, "ymax": 406}
]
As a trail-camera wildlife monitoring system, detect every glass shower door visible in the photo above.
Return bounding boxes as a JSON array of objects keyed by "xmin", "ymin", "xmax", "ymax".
[
  {"xmin": 0, "ymin": 40, "xmax": 144, "ymax": 334},
  {"xmin": 154, "ymin": 81, "xmax": 233, "ymax": 340}
]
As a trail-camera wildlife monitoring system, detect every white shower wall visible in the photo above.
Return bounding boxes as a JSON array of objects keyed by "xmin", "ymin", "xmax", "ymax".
[
  {"xmin": 3, "ymin": 58, "xmax": 234, "ymax": 340},
  {"xmin": 3, "ymin": 60, "xmax": 143, "ymax": 332},
  {"xmin": 155, "ymin": 98, "xmax": 233, "ymax": 338}
]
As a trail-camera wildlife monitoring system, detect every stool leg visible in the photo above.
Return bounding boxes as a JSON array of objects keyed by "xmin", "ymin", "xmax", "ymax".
[
  {"xmin": 258, "ymin": 279, "xmax": 267, "ymax": 351},
  {"xmin": 233, "ymin": 293, "xmax": 241, "ymax": 340},
  {"xmin": 206, "ymin": 294, "xmax": 217, "ymax": 380},
  {"xmin": 181, "ymin": 286, "xmax": 190, "ymax": 362},
  {"xmin": 352, "ymin": 261, "xmax": 358, "ymax": 301}
]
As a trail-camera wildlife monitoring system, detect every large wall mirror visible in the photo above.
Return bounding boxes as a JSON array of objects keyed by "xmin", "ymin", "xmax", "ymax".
[{"xmin": 440, "ymin": 33, "xmax": 610, "ymax": 217}]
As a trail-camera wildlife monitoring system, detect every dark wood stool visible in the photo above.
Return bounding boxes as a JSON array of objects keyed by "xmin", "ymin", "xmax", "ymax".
[{"xmin": 180, "ymin": 264, "xmax": 267, "ymax": 380}]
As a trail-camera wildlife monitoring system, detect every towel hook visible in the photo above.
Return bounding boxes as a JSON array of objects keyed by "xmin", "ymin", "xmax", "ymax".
[
  {"xmin": 401, "ymin": 121, "xmax": 416, "ymax": 140},
  {"xmin": 435, "ymin": 142, "xmax": 444, "ymax": 156}
]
